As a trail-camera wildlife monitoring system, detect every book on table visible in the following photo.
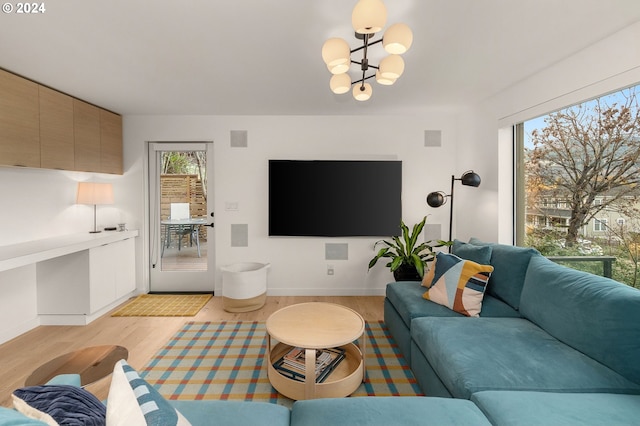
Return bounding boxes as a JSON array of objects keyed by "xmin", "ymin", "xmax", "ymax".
[{"xmin": 273, "ymin": 346, "xmax": 346, "ymax": 383}]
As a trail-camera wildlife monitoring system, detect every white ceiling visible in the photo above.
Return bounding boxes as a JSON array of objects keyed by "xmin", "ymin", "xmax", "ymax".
[{"xmin": 1, "ymin": 0, "xmax": 639, "ymax": 116}]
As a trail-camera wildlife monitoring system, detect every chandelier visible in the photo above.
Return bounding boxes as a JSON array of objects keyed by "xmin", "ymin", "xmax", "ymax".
[{"xmin": 321, "ymin": 0, "xmax": 413, "ymax": 101}]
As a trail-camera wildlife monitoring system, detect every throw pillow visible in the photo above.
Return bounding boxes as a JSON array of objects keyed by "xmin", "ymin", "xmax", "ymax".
[
  {"xmin": 451, "ymin": 239, "xmax": 493, "ymax": 265},
  {"xmin": 106, "ymin": 360, "xmax": 191, "ymax": 426},
  {"xmin": 422, "ymin": 252, "xmax": 494, "ymax": 317},
  {"xmin": 12, "ymin": 385, "xmax": 106, "ymax": 426}
]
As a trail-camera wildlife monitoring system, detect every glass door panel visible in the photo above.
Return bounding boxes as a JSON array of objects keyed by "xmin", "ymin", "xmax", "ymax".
[{"xmin": 148, "ymin": 142, "xmax": 215, "ymax": 292}]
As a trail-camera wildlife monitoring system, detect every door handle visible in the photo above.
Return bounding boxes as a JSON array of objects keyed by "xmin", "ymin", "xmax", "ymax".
[{"xmin": 205, "ymin": 223, "xmax": 215, "ymax": 228}]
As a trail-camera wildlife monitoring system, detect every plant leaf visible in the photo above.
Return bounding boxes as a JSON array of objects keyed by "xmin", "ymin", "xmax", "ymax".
[
  {"xmin": 390, "ymin": 256, "xmax": 403, "ymax": 271},
  {"xmin": 409, "ymin": 216, "xmax": 427, "ymax": 252},
  {"xmin": 392, "ymin": 235, "xmax": 406, "ymax": 257},
  {"xmin": 368, "ymin": 247, "xmax": 390, "ymax": 269},
  {"xmin": 411, "ymin": 253, "xmax": 425, "ymax": 277}
]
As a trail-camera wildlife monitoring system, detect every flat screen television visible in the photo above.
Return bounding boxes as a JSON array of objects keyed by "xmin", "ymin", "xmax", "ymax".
[{"xmin": 269, "ymin": 160, "xmax": 402, "ymax": 237}]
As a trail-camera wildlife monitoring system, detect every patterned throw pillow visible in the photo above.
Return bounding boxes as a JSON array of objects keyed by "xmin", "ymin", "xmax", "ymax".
[
  {"xmin": 106, "ymin": 360, "xmax": 191, "ymax": 426},
  {"xmin": 422, "ymin": 252, "xmax": 493, "ymax": 317}
]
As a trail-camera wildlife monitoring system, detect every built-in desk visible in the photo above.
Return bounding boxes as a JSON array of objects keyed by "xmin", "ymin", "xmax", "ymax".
[
  {"xmin": 0, "ymin": 231, "xmax": 138, "ymax": 344},
  {"xmin": 0, "ymin": 230, "xmax": 138, "ymax": 272}
]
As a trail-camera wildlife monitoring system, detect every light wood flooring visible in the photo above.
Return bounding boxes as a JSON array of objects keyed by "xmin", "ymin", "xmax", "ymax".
[{"xmin": 0, "ymin": 295, "xmax": 384, "ymax": 407}]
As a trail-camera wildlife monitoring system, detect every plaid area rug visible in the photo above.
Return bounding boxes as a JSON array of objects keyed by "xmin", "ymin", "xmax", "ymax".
[{"xmin": 141, "ymin": 321, "xmax": 422, "ymax": 407}]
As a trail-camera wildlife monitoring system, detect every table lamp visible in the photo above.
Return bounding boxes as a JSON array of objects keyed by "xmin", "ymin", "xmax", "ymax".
[{"xmin": 76, "ymin": 182, "xmax": 114, "ymax": 233}]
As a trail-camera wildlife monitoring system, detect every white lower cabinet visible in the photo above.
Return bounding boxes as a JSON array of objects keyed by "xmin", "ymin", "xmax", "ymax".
[
  {"xmin": 114, "ymin": 237, "xmax": 136, "ymax": 299},
  {"xmin": 37, "ymin": 237, "xmax": 135, "ymax": 322}
]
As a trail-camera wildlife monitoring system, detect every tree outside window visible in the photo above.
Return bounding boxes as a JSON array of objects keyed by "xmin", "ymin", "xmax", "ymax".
[{"xmin": 520, "ymin": 85, "xmax": 640, "ymax": 288}]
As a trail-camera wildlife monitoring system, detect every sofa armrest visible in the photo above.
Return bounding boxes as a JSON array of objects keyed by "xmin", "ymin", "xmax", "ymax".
[{"xmin": 44, "ymin": 374, "xmax": 81, "ymax": 387}]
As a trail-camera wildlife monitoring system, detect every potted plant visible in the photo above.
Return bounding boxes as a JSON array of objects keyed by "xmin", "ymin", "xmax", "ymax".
[{"xmin": 368, "ymin": 216, "xmax": 451, "ymax": 281}]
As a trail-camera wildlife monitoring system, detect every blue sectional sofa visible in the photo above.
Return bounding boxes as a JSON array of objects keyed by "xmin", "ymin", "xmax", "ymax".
[
  {"xmin": 385, "ymin": 238, "xmax": 640, "ymax": 424},
  {"xmin": 5, "ymin": 241, "xmax": 640, "ymax": 425},
  {"xmin": 1, "ymin": 371, "xmax": 492, "ymax": 426}
]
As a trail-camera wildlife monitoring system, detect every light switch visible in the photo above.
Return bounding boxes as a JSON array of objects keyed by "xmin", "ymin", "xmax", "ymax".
[{"xmin": 225, "ymin": 202, "xmax": 239, "ymax": 211}]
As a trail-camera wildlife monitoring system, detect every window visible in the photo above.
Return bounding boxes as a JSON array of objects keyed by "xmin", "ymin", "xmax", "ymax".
[
  {"xmin": 594, "ymin": 218, "xmax": 608, "ymax": 232},
  {"xmin": 517, "ymin": 84, "xmax": 640, "ymax": 288}
]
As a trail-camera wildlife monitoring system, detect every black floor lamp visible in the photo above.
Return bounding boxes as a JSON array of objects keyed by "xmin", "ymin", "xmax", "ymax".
[{"xmin": 426, "ymin": 171, "xmax": 481, "ymax": 250}]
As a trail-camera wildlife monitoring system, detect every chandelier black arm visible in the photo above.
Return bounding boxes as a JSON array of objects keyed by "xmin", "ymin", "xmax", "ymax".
[
  {"xmin": 350, "ymin": 37, "xmax": 383, "ymax": 54},
  {"xmin": 350, "ymin": 60, "xmax": 379, "ymax": 70},
  {"xmin": 351, "ymin": 74, "xmax": 376, "ymax": 85}
]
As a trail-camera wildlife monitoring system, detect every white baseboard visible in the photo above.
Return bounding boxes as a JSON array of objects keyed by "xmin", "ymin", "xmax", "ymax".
[
  {"xmin": 39, "ymin": 293, "xmax": 135, "ymax": 326},
  {"xmin": 266, "ymin": 287, "xmax": 386, "ymax": 296}
]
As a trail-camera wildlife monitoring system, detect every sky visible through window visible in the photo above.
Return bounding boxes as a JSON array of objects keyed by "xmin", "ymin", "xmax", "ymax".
[{"xmin": 523, "ymin": 85, "xmax": 639, "ymax": 148}]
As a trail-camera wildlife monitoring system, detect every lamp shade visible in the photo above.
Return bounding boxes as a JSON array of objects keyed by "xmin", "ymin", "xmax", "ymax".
[
  {"xmin": 330, "ymin": 73, "xmax": 352, "ymax": 94},
  {"xmin": 76, "ymin": 182, "xmax": 114, "ymax": 205},
  {"xmin": 375, "ymin": 70, "xmax": 396, "ymax": 85},
  {"xmin": 327, "ymin": 62, "xmax": 350, "ymax": 75},
  {"xmin": 352, "ymin": 0, "xmax": 387, "ymax": 34},
  {"xmin": 379, "ymin": 54, "xmax": 405, "ymax": 79},
  {"xmin": 383, "ymin": 23, "xmax": 413, "ymax": 54},
  {"xmin": 460, "ymin": 171, "xmax": 481, "ymax": 187},
  {"xmin": 322, "ymin": 38, "xmax": 351, "ymax": 68},
  {"xmin": 426, "ymin": 191, "xmax": 447, "ymax": 208},
  {"xmin": 353, "ymin": 82, "xmax": 373, "ymax": 101}
]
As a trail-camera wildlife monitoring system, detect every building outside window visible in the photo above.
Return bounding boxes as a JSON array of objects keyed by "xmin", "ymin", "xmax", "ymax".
[{"xmin": 594, "ymin": 218, "xmax": 608, "ymax": 232}]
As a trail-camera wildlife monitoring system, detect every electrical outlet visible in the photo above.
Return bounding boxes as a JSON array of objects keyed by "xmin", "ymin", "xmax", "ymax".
[{"xmin": 327, "ymin": 265, "xmax": 334, "ymax": 275}]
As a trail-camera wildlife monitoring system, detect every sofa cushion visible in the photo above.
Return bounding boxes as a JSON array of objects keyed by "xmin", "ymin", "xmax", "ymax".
[
  {"xmin": 411, "ymin": 317, "xmax": 640, "ymax": 399},
  {"xmin": 386, "ymin": 282, "xmax": 520, "ymax": 330},
  {"xmin": 520, "ymin": 255, "xmax": 640, "ymax": 385},
  {"xmin": 106, "ymin": 360, "xmax": 191, "ymax": 426},
  {"xmin": 422, "ymin": 253, "xmax": 493, "ymax": 317},
  {"xmin": 468, "ymin": 238, "xmax": 539, "ymax": 309},
  {"xmin": 170, "ymin": 400, "xmax": 290, "ymax": 426},
  {"xmin": 0, "ymin": 407, "xmax": 48, "ymax": 425},
  {"xmin": 12, "ymin": 385, "xmax": 106, "ymax": 426},
  {"xmin": 472, "ymin": 391, "xmax": 640, "ymax": 426},
  {"xmin": 452, "ymin": 239, "xmax": 492, "ymax": 264},
  {"xmin": 290, "ymin": 396, "xmax": 491, "ymax": 426}
]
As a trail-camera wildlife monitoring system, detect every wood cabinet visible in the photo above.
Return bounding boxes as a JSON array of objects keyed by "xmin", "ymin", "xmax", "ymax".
[
  {"xmin": 73, "ymin": 99, "xmax": 102, "ymax": 172},
  {"xmin": 0, "ymin": 69, "xmax": 40, "ymax": 167},
  {"xmin": 39, "ymin": 86, "xmax": 75, "ymax": 170},
  {"xmin": 0, "ymin": 69, "xmax": 123, "ymax": 174},
  {"xmin": 100, "ymin": 110, "xmax": 123, "ymax": 174}
]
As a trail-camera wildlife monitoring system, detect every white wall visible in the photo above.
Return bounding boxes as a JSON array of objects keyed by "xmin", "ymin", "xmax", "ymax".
[
  {"xmin": 123, "ymin": 113, "xmax": 458, "ymax": 296},
  {"xmin": 0, "ymin": 167, "xmax": 128, "ymax": 245},
  {"xmin": 454, "ymin": 21, "xmax": 640, "ymax": 245},
  {"xmin": 0, "ymin": 166, "xmax": 134, "ymax": 343},
  {"xmin": 2, "ymin": 20, "xmax": 639, "ymax": 335}
]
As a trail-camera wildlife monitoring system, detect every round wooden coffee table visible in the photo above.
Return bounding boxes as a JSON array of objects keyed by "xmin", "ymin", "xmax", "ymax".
[
  {"xmin": 25, "ymin": 345, "xmax": 128, "ymax": 386},
  {"xmin": 265, "ymin": 302, "xmax": 366, "ymax": 400}
]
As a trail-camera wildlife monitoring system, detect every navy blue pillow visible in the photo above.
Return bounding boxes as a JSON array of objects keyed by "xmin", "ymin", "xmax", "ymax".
[{"xmin": 13, "ymin": 385, "xmax": 106, "ymax": 426}]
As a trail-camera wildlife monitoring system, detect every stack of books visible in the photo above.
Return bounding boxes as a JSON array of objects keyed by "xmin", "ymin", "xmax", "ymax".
[{"xmin": 273, "ymin": 346, "xmax": 345, "ymax": 383}]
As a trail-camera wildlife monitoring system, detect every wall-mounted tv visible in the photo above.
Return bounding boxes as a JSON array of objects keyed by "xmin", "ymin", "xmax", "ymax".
[{"xmin": 269, "ymin": 160, "xmax": 402, "ymax": 237}]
